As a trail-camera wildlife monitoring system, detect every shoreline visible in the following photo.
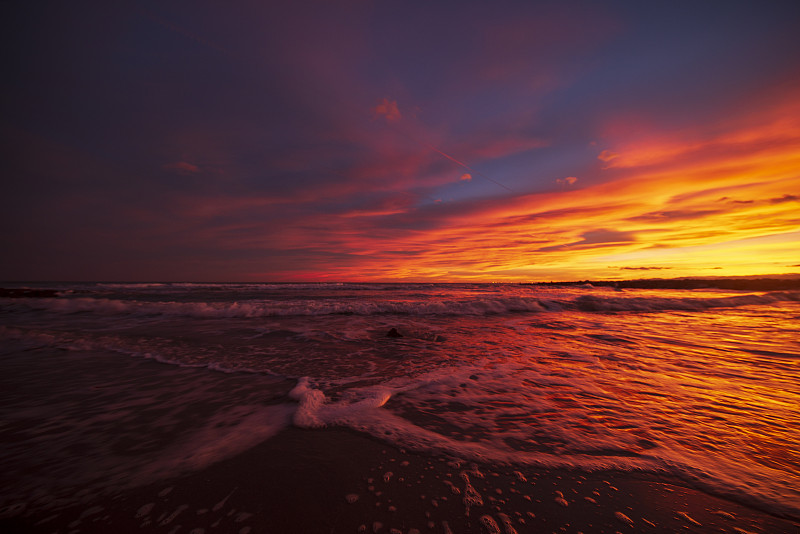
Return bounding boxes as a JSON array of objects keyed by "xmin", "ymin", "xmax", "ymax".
[{"xmin": 3, "ymin": 426, "xmax": 797, "ymax": 534}]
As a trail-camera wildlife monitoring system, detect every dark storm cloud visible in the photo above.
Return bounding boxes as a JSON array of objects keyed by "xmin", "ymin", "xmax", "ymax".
[
  {"xmin": 628, "ymin": 209, "xmax": 725, "ymax": 222},
  {"xmin": 770, "ymin": 195, "xmax": 799, "ymax": 204}
]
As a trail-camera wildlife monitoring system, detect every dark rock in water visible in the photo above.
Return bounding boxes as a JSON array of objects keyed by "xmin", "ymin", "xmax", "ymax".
[
  {"xmin": 386, "ymin": 328, "xmax": 403, "ymax": 338},
  {"xmin": 469, "ymin": 374, "xmax": 479, "ymax": 380}
]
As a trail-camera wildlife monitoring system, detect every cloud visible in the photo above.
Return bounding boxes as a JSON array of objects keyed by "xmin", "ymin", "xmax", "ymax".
[
  {"xmin": 597, "ymin": 150, "xmax": 619, "ymax": 162},
  {"xmin": 371, "ymin": 98, "xmax": 401, "ymax": 122},
  {"xmin": 164, "ymin": 161, "xmax": 200, "ymax": 174},
  {"xmin": 717, "ymin": 197, "xmax": 754, "ymax": 204},
  {"xmin": 470, "ymin": 137, "xmax": 549, "ymax": 159},
  {"xmin": 618, "ymin": 266, "xmax": 671, "ymax": 270},
  {"xmin": 556, "ymin": 176, "xmax": 578, "ymax": 186},
  {"xmin": 460, "ymin": 173, "xmax": 472, "ymax": 181},
  {"xmin": 579, "ymin": 228, "xmax": 635, "ymax": 245},
  {"xmin": 539, "ymin": 228, "xmax": 636, "ymax": 252},
  {"xmin": 628, "ymin": 209, "xmax": 724, "ymax": 222},
  {"xmin": 770, "ymin": 194, "xmax": 799, "ymax": 204}
]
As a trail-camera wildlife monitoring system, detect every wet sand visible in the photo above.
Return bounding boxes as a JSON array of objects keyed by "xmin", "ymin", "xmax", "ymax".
[{"xmin": 2, "ymin": 427, "xmax": 797, "ymax": 534}]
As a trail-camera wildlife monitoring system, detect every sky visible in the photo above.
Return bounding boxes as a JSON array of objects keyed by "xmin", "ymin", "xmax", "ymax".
[{"xmin": 2, "ymin": 0, "xmax": 799, "ymax": 282}]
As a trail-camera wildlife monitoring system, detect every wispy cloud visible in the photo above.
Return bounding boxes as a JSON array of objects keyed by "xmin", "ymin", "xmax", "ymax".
[
  {"xmin": 164, "ymin": 161, "xmax": 200, "ymax": 174},
  {"xmin": 372, "ymin": 98, "xmax": 401, "ymax": 122}
]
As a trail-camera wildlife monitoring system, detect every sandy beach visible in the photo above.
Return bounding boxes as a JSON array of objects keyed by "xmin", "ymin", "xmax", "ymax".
[{"xmin": 4, "ymin": 426, "xmax": 797, "ymax": 534}]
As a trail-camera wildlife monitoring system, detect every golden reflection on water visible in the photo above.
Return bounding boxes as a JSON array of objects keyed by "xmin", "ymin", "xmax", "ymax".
[{"xmin": 389, "ymin": 296, "xmax": 800, "ymax": 500}]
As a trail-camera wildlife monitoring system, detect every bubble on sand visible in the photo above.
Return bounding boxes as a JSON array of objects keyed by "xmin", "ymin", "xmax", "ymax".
[
  {"xmin": 461, "ymin": 472, "xmax": 484, "ymax": 515},
  {"xmin": 469, "ymin": 464, "xmax": 485, "ymax": 479},
  {"xmin": 159, "ymin": 504, "xmax": 188, "ymax": 526},
  {"xmin": 383, "ymin": 471, "xmax": 394, "ymax": 482},
  {"xmin": 158, "ymin": 486, "xmax": 174, "ymax": 497},
  {"xmin": 135, "ymin": 503, "xmax": 155, "ymax": 518},
  {"xmin": 479, "ymin": 514, "xmax": 501, "ymax": 534},
  {"xmin": 711, "ymin": 510, "xmax": 736, "ymax": 520},
  {"xmin": 554, "ymin": 496, "xmax": 568, "ymax": 507},
  {"xmin": 614, "ymin": 511, "xmax": 634, "ymax": 527},
  {"xmin": 444, "ymin": 480, "xmax": 461, "ymax": 494},
  {"xmin": 372, "ymin": 521, "xmax": 383, "ymax": 532},
  {"xmin": 497, "ymin": 512, "xmax": 518, "ymax": 534},
  {"xmin": 213, "ymin": 488, "xmax": 236, "ymax": 512},
  {"xmin": 513, "ymin": 471, "xmax": 527, "ymax": 482},
  {"xmin": 584, "ymin": 496, "xmax": 597, "ymax": 504},
  {"xmin": 676, "ymin": 511, "xmax": 701, "ymax": 526},
  {"xmin": 235, "ymin": 512, "xmax": 253, "ymax": 522},
  {"xmin": 442, "ymin": 520, "xmax": 454, "ymax": 534},
  {"xmin": 345, "ymin": 493, "xmax": 359, "ymax": 504}
]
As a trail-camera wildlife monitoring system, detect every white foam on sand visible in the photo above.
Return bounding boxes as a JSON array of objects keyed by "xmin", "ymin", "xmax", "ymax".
[{"xmin": 286, "ymin": 356, "xmax": 800, "ymax": 519}]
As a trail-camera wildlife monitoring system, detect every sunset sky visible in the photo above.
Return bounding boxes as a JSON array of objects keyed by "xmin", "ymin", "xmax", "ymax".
[{"xmin": 3, "ymin": 1, "xmax": 799, "ymax": 282}]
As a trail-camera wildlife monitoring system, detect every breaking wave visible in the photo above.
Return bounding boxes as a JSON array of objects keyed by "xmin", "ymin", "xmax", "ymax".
[{"xmin": 3, "ymin": 291, "xmax": 798, "ymax": 318}]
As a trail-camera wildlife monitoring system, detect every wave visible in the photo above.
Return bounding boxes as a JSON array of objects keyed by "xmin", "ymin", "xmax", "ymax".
[{"xmin": 3, "ymin": 291, "xmax": 798, "ymax": 318}]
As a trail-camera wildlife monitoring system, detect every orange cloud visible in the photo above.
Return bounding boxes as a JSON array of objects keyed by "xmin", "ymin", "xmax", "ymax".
[
  {"xmin": 556, "ymin": 176, "xmax": 578, "ymax": 186},
  {"xmin": 164, "ymin": 161, "xmax": 200, "ymax": 173},
  {"xmin": 597, "ymin": 150, "xmax": 619, "ymax": 162},
  {"xmin": 371, "ymin": 98, "xmax": 401, "ymax": 122}
]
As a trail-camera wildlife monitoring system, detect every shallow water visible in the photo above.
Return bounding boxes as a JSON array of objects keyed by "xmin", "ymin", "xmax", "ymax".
[{"xmin": 1, "ymin": 282, "xmax": 798, "ymax": 518}]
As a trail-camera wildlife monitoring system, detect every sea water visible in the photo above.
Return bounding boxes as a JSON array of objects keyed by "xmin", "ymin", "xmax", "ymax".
[{"xmin": 1, "ymin": 282, "xmax": 798, "ymax": 519}]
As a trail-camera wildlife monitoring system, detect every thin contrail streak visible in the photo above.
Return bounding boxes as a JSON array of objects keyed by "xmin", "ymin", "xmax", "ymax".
[{"xmin": 422, "ymin": 142, "xmax": 516, "ymax": 193}]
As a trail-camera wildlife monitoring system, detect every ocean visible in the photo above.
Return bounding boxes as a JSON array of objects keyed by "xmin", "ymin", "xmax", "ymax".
[{"xmin": 1, "ymin": 282, "xmax": 799, "ymax": 524}]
